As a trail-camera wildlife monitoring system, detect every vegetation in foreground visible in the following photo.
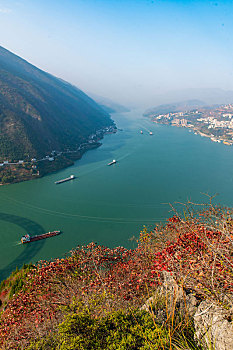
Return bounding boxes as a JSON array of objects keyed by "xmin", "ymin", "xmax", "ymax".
[{"xmin": 0, "ymin": 201, "xmax": 232, "ymax": 349}]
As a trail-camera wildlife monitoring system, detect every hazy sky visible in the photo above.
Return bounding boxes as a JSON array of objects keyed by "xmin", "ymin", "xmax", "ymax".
[{"xmin": 0, "ymin": 0, "xmax": 233, "ymax": 106}]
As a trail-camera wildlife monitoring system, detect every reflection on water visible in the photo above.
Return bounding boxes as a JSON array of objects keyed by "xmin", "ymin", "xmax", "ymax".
[{"xmin": 0, "ymin": 213, "xmax": 45, "ymax": 280}]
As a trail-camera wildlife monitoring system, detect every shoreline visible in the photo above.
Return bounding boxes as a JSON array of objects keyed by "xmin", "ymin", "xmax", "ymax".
[
  {"xmin": 0, "ymin": 126, "xmax": 117, "ymax": 186},
  {"xmin": 153, "ymin": 120, "xmax": 233, "ymax": 145}
]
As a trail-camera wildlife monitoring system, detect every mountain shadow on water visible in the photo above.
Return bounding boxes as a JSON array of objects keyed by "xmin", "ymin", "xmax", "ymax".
[{"xmin": 0, "ymin": 212, "xmax": 45, "ymax": 281}]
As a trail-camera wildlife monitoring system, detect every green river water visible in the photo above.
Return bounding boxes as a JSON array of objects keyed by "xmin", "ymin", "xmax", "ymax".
[{"xmin": 0, "ymin": 110, "xmax": 233, "ymax": 280}]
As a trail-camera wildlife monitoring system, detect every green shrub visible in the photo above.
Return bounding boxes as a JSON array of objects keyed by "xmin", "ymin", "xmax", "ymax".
[
  {"xmin": 6, "ymin": 264, "xmax": 34, "ymax": 299},
  {"xmin": 9, "ymin": 276, "xmax": 24, "ymax": 299},
  {"xmin": 27, "ymin": 309, "xmax": 169, "ymax": 350},
  {"xmin": 0, "ymin": 280, "xmax": 6, "ymax": 293}
]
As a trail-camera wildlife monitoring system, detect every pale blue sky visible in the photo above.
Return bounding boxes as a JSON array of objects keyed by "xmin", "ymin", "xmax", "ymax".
[{"xmin": 0, "ymin": 0, "xmax": 233, "ymax": 106}]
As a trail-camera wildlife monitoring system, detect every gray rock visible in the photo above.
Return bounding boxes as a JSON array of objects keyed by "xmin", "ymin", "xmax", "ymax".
[
  {"xmin": 194, "ymin": 301, "xmax": 233, "ymax": 350},
  {"xmin": 141, "ymin": 271, "xmax": 199, "ymax": 320},
  {"xmin": 141, "ymin": 271, "xmax": 233, "ymax": 350}
]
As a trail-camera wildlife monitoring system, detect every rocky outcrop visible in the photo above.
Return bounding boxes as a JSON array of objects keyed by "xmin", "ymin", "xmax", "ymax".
[
  {"xmin": 194, "ymin": 301, "xmax": 233, "ymax": 350},
  {"xmin": 141, "ymin": 272, "xmax": 233, "ymax": 350},
  {"xmin": 141, "ymin": 271, "xmax": 200, "ymax": 316}
]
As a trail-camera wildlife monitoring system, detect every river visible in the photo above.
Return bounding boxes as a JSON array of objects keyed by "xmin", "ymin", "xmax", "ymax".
[{"xmin": 0, "ymin": 110, "xmax": 233, "ymax": 280}]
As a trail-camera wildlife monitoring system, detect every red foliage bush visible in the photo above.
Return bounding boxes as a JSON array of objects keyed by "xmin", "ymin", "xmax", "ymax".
[
  {"xmin": 0, "ymin": 205, "xmax": 232, "ymax": 349},
  {"xmin": 151, "ymin": 209, "xmax": 233, "ymax": 300}
]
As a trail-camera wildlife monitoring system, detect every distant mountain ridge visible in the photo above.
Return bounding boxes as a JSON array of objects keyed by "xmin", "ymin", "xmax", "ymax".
[
  {"xmin": 88, "ymin": 93, "xmax": 130, "ymax": 113},
  {"xmin": 147, "ymin": 88, "xmax": 233, "ymax": 108},
  {"xmin": 144, "ymin": 99, "xmax": 206, "ymax": 117},
  {"xmin": 0, "ymin": 46, "xmax": 114, "ymax": 162}
]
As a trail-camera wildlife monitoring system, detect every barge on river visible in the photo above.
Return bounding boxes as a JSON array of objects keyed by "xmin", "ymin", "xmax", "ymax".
[
  {"xmin": 55, "ymin": 175, "xmax": 75, "ymax": 184},
  {"xmin": 108, "ymin": 159, "xmax": 117, "ymax": 166},
  {"xmin": 21, "ymin": 231, "xmax": 61, "ymax": 244}
]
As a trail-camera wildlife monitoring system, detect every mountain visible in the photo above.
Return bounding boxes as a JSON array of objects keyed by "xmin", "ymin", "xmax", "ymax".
[
  {"xmin": 88, "ymin": 93, "xmax": 130, "ymax": 113},
  {"xmin": 148, "ymin": 88, "xmax": 233, "ymax": 108},
  {"xmin": 0, "ymin": 46, "xmax": 114, "ymax": 163},
  {"xmin": 144, "ymin": 99, "xmax": 206, "ymax": 117}
]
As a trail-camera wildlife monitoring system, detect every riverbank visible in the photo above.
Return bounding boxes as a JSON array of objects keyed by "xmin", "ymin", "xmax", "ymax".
[
  {"xmin": 149, "ymin": 104, "xmax": 233, "ymax": 146},
  {"xmin": 0, "ymin": 143, "xmax": 100, "ymax": 185},
  {"xmin": 0, "ymin": 126, "xmax": 117, "ymax": 185}
]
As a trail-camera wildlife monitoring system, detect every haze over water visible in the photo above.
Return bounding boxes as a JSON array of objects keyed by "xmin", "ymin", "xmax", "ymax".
[
  {"xmin": 0, "ymin": 110, "xmax": 233, "ymax": 280},
  {"xmin": 1, "ymin": 1, "xmax": 233, "ymax": 106}
]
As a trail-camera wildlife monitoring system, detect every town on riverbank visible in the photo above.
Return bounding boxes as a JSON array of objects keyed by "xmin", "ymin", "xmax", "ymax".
[
  {"xmin": 149, "ymin": 103, "xmax": 233, "ymax": 145},
  {"xmin": 0, "ymin": 125, "xmax": 117, "ymax": 185}
]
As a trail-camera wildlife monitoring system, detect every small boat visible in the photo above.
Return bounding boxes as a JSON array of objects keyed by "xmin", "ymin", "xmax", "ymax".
[
  {"xmin": 149, "ymin": 131, "xmax": 153, "ymax": 135},
  {"xmin": 108, "ymin": 159, "xmax": 117, "ymax": 166},
  {"xmin": 21, "ymin": 231, "xmax": 61, "ymax": 244},
  {"xmin": 140, "ymin": 130, "xmax": 143, "ymax": 134}
]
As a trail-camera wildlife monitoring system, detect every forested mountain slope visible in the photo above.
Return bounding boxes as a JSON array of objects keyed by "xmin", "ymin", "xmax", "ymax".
[{"xmin": 0, "ymin": 46, "xmax": 113, "ymax": 161}]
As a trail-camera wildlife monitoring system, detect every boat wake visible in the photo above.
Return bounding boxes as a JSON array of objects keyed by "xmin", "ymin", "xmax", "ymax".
[
  {"xmin": 2, "ymin": 194, "xmax": 167, "ymax": 224},
  {"xmin": 14, "ymin": 242, "xmax": 22, "ymax": 246}
]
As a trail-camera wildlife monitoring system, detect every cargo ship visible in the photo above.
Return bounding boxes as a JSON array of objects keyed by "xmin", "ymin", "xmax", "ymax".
[
  {"xmin": 21, "ymin": 231, "xmax": 61, "ymax": 244},
  {"xmin": 55, "ymin": 175, "xmax": 75, "ymax": 184},
  {"xmin": 108, "ymin": 159, "xmax": 117, "ymax": 166}
]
